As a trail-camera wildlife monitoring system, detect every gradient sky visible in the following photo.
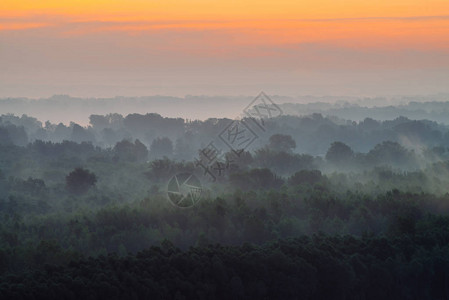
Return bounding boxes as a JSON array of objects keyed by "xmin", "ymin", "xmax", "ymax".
[{"xmin": 1, "ymin": 0, "xmax": 449, "ymax": 97}]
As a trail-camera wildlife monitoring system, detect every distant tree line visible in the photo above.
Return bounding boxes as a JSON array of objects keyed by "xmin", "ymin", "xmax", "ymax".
[{"xmin": 2, "ymin": 113, "xmax": 449, "ymax": 158}]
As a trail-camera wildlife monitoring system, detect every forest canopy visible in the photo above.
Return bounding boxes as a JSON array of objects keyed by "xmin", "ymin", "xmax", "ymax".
[{"xmin": 1, "ymin": 108, "xmax": 449, "ymax": 299}]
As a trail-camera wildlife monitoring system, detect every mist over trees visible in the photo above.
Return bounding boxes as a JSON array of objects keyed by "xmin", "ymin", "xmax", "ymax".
[
  {"xmin": 1, "ymin": 103, "xmax": 449, "ymax": 299},
  {"xmin": 2, "ymin": 94, "xmax": 449, "ymax": 125},
  {"xmin": 66, "ymin": 168, "xmax": 97, "ymax": 194},
  {"xmin": 2, "ymin": 110, "xmax": 449, "ymax": 159}
]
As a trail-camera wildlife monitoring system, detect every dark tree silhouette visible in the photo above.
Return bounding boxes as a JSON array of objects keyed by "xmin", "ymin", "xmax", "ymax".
[
  {"xmin": 289, "ymin": 169, "xmax": 323, "ymax": 186},
  {"xmin": 367, "ymin": 141, "xmax": 411, "ymax": 167},
  {"xmin": 113, "ymin": 139, "xmax": 148, "ymax": 162},
  {"xmin": 70, "ymin": 123, "xmax": 95, "ymax": 143},
  {"xmin": 150, "ymin": 137, "xmax": 173, "ymax": 159},
  {"xmin": 326, "ymin": 141, "xmax": 354, "ymax": 164},
  {"xmin": 230, "ymin": 168, "xmax": 284, "ymax": 190},
  {"xmin": 268, "ymin": 134, "xmax": 296, "ymax": 153},
  {"xmin": 65, "ymin": 168, "xmax": 97, "ymax": 194}
]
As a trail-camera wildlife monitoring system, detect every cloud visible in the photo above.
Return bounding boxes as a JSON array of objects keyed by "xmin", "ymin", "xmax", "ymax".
[
  {"xmin": 289, "ymin": 15, "xmax": 449, "ymax": 22},
  {"xmin": 0, "ymin": 22, "xmax": 51, "ymax": 31},
  {"xmin": 1, "ymin": 13, "xmax": 448, "ymax": 97}
]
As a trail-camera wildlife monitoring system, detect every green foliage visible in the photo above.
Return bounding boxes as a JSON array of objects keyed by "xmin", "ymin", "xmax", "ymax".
[
  {"xmin": 268, "ymin": 134, "xmax": 296, "ymax": 153},
  {"xmin": 150, "ymin": 137, "xmax": 173, "ymax": 159},
  {"xmin": 2, "ymin": 112, "xmax": 449, "ymax": 298},
  {"xmin": 66, "ymin": 168, "xmax": 97, "ymax": 195},
  {"xmin": 2, "ymin": 228, "xmax": 449, "ymax": 299},
  {"xmin": 113, "ymin": 139, "xmax": 148, "ymax": 162},
  {"xmin": 326, "ymin": 141, "xmax": 354, "ymax": 164},
  {"xmin": 367, "ymin": 141, "xmax": 413, "ymax": 167},
  {"xmin": 229, "ymin": 168, "xmax": 284, "ymax": 190},
  {"xmin": 289, "ymin": 170, "xmax": 324, "ymax": 186}
]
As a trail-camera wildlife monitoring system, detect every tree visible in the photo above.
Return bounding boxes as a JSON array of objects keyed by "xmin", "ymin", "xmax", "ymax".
[
  {"xmin": 70, "ymin": 123, "xmax": 95, "ymax": 143},
  {"xmin": 52, "ymin": 122, "xmax": 71, "ymax": 142},
  {"xmin": 289, "ymin": 170, "xmax": 323, "ymax": 186},
  {"xmin": 253, "ymin": 148, "xmax": 315, "ymax": 175},
  {"xmin": 174, "ymin": 136, "xmax": 195, "ymax": 161},
  {"xmin": 325, "ymin": 142, "xmax": 354, "ymax": 164},
  {"xmin": 66, "ymin": 168, "xmax": 97, "ymax": 194},
  {"xmin": 134, "ymin": 139, "xmax": 149, "ymax": 161},
  {"xmin": 150, "ymin": 137, "xmax": 173, "ymax": 159},
  {"xmin": 0, "ymin": 125, "xmax": 28, "ymax": 146},
  {"xmin": 230, "ymin": 168, "xmax": 284, "ymax": 190},
  {"xmin": 225, "ymin": 150, "xmax": 253, "ymax": 171},
  {"xmin": 0, "ymin": 127, "xmax": 12, "ymax": 145},
  {"xmin": 268, "ymin": 134, "xmax": 296, "ymax": 153},
  {"xmin": 367, "ymin": 141, "xmax": 411, "ymax": 167},
  {"xmin": 89, "ymin": 114, "xmax": 109, "ymax": 130},
  {"xmin": 113, "ymin": 139, "xmax": 148, "ymax": 162},
  {"xmin": 359, "ymin": 118, "xmax": 380, "ymax": 131}
]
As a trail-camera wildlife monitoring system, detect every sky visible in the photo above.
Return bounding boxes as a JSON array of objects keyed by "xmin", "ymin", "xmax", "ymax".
[{"xmin": 1, "ymin": 0, "xmax": 449, "ymax": 98}]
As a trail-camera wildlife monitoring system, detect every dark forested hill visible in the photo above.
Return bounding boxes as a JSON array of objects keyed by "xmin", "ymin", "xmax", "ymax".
[
  {"xmin": 2, "ymin": 221, "xmax": 449, "ymax": 300},
  {"xmin": 1, "ymin": 109, "xmax": 449, "ymax": 299}
]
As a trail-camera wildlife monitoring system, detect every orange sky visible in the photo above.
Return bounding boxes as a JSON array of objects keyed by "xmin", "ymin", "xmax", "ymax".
[
  {"xmin": 1, "ymin": 0, "xmax": 449, "ymax": 97},
  {"xmin": 2, "ymin": 0, "xmax": 449, "ymax": 19}
]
